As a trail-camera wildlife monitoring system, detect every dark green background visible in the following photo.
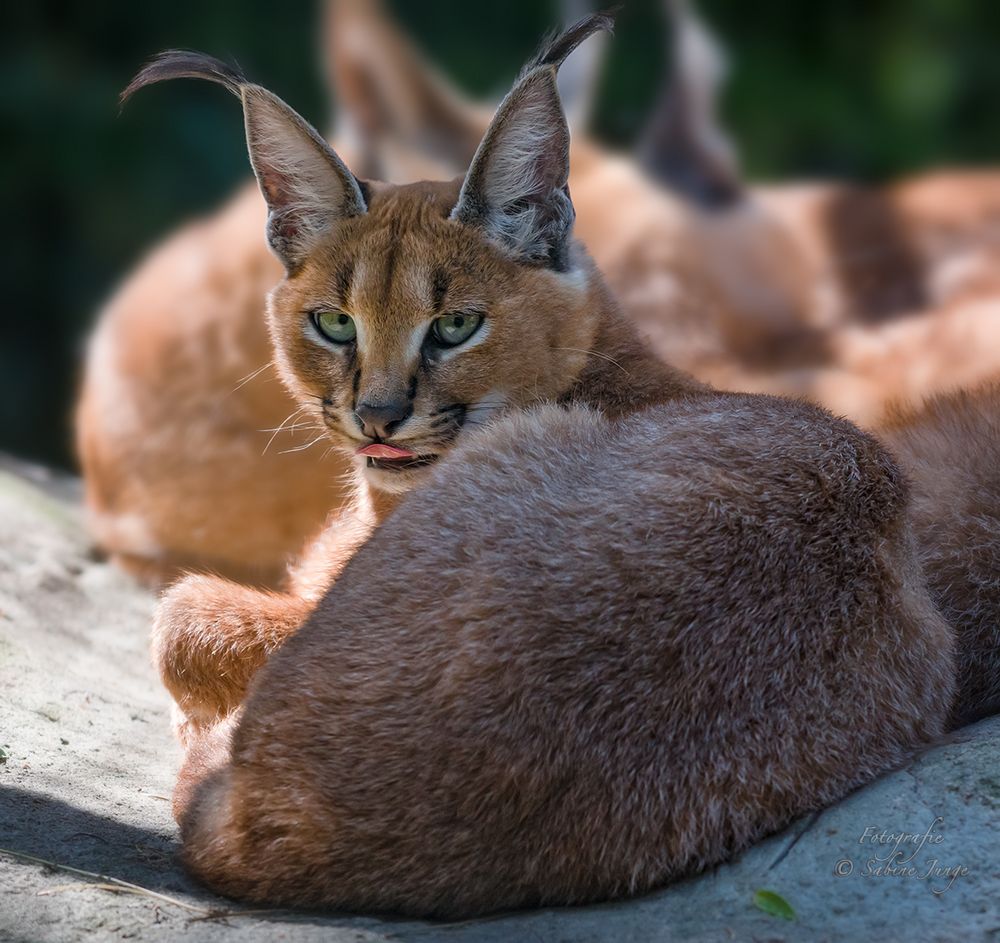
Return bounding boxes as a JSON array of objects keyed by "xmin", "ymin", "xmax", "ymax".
[{"xmin": 4, "ymin": 0, "xmax": 999, "ymax": 468}]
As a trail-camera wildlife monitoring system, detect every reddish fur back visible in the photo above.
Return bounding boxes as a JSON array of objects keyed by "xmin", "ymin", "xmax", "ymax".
[
  {"xmin": 115, "ymin": 14, "xmax": 986, "ymax": 915},
  {"xmin": 79, "ymin": 45, "xmax": 1000, "ymax": 582},
  {"xmin": 173, "ymin": 398, "xmax": 953, "ymax": 916}
]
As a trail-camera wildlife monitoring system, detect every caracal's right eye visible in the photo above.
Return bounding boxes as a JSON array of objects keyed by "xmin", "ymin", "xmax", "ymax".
[{"xmin": 313, "ymin": 310, "xmax": 357, "ymax": 344}]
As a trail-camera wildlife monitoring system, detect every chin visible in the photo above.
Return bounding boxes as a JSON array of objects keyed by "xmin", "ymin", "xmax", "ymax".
[{"xmin": 362, "ymin": 461, "xmax": 438, "ymax": 495}]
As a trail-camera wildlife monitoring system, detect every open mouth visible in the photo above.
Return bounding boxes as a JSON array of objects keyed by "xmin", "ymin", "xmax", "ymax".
[
  {"xmin": 356, "ymin": 442, "xmax": 439, "ymax": 473},
  {"xmin": 366, "ymin": 455, "xmax": 438, "ymax": 472}
]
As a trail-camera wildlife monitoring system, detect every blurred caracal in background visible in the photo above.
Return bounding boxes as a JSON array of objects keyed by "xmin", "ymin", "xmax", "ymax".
[{"xmin": 79, "ymin": 0, "xmax": 1000, "ymax": 587}]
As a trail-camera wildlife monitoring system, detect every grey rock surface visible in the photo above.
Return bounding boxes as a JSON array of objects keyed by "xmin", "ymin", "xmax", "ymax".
[{"xmin": 0, "ymin": 467, "xmax": 997, "ymax": 942}]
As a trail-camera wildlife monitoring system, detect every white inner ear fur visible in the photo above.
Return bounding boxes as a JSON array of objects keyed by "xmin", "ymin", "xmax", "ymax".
[
  {"xmin": 480, "ymin": 80, "xmax": 566, "ymax": 258},
  {"xmin": 479, "ymin": 81, "xmax": 565, "ymax": 211},
  {"xmin": 243, "ymin": 88, "xmax": 363, "ymax": 254},
  {"xmin": 453, "ymin": 70, "xmax": 575, "ymax": 266}
]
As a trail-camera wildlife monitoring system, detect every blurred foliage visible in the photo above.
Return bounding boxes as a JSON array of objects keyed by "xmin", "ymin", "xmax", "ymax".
[{"xmin": 3, "ymin": 0, "xmax": 999, "ymax": 467}]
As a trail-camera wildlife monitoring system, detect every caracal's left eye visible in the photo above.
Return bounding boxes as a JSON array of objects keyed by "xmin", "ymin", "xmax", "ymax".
[
  {"xmin": 314, "ymin": 310, "xmax": 357, "ymax": 344},
  {"xmin": 431, "ymin": 311, "xmax": 483, "ymax": 347}
]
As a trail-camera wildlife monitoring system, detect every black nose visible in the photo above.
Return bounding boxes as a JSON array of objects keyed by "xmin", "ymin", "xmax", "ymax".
[{"xmin": 354, "ymin": 400, "xmax": 412, "ymax": 440}]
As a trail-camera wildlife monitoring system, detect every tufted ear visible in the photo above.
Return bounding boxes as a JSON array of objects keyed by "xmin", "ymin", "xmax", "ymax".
[
  {"xmin": 636, "ymin": 0, "xmax": 742, "ymax": 208},
  {"xmin": 450, "ymin": 13, "xmax": 614, "ymax": 271},
  {"xmin": 122, "ymin": 51, "xmax": 367, "ymax": 271},
  {"xmin": 323, "ymin": 0, "xmax": 488, "ymax": 182},
  {"xmin": 555, "ymin": 0, "xmax": 611, "ymax": 131}
]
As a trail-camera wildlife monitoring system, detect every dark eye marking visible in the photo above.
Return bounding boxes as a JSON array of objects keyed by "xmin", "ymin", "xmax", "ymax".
[
  {"xmin": 429, "ymin": 403, "xmax": 466, "ymax": 430},
  {"xmin": 431, "ymin": 268, "xmax": 449, "ymax": 313},
  {"xmin": 335, "ymin": 260, "xmax": 355, "ymax": 307}
]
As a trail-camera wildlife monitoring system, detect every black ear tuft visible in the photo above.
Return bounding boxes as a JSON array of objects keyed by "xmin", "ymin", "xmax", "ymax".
[
  {"xmin": 451, "ymin": 14, "xmax": 615, "ymax": 270},
  {"xmin": 554, "ymin": 2, "xmax": 614, "ymax": 131},
  {"xmin": 121, "ymin": 48, "xmax": 368, "ymax": 271},
  {"xmin": 121, "ymin": 50, "xmax": 248, "ymax": 107},
  {"xmin": 524, "ymin": 11, "xmax": 617, "ymax": 75}
]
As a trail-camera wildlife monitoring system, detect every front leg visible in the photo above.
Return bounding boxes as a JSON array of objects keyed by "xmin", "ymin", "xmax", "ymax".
[
  {"xmin": 152, "ymin": 574, "xmax": 312, "ymax": 740},
  {"xmin": 172, "ymin": 710, "xmax": 239, "ymax": 825},
  {"xmin": 152, "ymin": 495, "xmax": 382, "ymax": 743},
  {"xmin": 284, "ymin": 487, "xmax": 382, "ymax": 601}
]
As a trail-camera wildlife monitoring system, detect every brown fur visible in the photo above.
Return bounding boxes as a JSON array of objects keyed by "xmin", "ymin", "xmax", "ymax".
[
  {"xmin": 77, "ymin": 0, "xmax": 1000, "ymax": 585},
  {"xmin": 151, "ymin": 173, "xmax": 703, "ymax": 733},
  {"xmin": 135, "ymin": 18, "xmax": 688, "ymax": 741},
  {"xmin": 880, "ymin": 383, "xmax": 1000, "ymax": 727},
  {"xmin": 164, "ymin": 398, "xmax": 953, "ymax": 917},
  {"xmin": 133, "ymin": 21, "xmax": 962, "ymax": 916}
]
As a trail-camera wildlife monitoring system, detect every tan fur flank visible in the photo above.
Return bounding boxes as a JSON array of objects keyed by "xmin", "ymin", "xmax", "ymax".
[{"xmin": 76, "ymin": 185, "xmax": 345, "ymax": 587}]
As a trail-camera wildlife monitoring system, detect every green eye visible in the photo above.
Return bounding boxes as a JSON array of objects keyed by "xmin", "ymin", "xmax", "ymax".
[
  {"xmin": 314, "ymin": 310, "xmax": 356, "ymax": 344},
  {"xmin": 431, "ymin": 311, "xmax": 483, "ymax": 347}
]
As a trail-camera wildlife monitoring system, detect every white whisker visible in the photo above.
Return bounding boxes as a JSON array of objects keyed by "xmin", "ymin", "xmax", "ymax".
[
  {"xmin": 230, "ymin": 360, "xmax": 274, "ymax": 393},
  {"xmin": 261, "ymin": 407, "xmax": 309, "ymax": 455},
  {"xmin": 259, "ymin": 421, "xmax": 315, "ymax": 434},
  {"xmin": 278, "ymin": 432, "xmax": 329, "ymax": 455},
  {"xmin": 552, "ymin": 346, "xmax": 631, "ymax": 376}
]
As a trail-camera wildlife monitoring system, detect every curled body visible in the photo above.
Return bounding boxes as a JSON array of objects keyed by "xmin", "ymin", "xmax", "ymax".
[
  {"xmin": 173, "ymin": 398, "xmax": 955, "ymax": 916},
  {"xmin": 122, "ymin": 13, "xmax": 971, "ymax": 915}
]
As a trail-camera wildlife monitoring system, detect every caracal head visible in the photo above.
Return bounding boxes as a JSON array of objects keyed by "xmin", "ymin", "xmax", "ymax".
[{"xmin": 124, "ymin": 14, "xmax": 613, "ymax": 494}]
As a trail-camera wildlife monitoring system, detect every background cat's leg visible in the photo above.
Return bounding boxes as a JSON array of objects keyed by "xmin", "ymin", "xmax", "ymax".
[{"xmin": 152, "ymin": 574, "xmax": 312, "ymax": 737}]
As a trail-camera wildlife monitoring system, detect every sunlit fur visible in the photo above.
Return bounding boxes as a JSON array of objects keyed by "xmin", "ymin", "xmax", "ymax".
[
  {"xmin": 152, "ymin": 185, "xmax": 701, "ymax": 723},
  {"xmin": 131, "ymin": 15, "xmax": 966, "ymax": 919},
  {"xmin": 77, "ymin": 0, "xmax": 1000, "ymax": 585},
  {"xmin": 270, "ymin": 180, "xmax": 604, "ymax": 497},
  {"xmin": 75, "ymin": 190, "xmax": 332, "ymax": 588},
  {"xmin": 159, "ymin": 398, "xmax": 954, "ymax": 917},
  {"xmin": 136, "ymin": 16, "xmax": 697, "ymax": 733}
]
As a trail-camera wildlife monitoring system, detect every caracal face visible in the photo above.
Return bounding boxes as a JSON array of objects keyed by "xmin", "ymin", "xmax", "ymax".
[
  {"xmin": 268, "ymin": 179, "xmax": 596, "ymax": 495},
  {"xmin": 118, "ymin": 18, "xmax": 612, "ymax": 497}
]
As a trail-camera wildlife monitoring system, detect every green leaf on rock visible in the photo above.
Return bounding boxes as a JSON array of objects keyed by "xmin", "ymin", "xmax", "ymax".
[{"xmin": 753, "ymin": 889, "xmax": 796, "ymax": 920}]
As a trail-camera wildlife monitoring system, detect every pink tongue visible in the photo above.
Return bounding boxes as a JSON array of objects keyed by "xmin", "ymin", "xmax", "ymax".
[{"xmin": 356, "ymin": 443, "xmax": 417, "ymax": 460}]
